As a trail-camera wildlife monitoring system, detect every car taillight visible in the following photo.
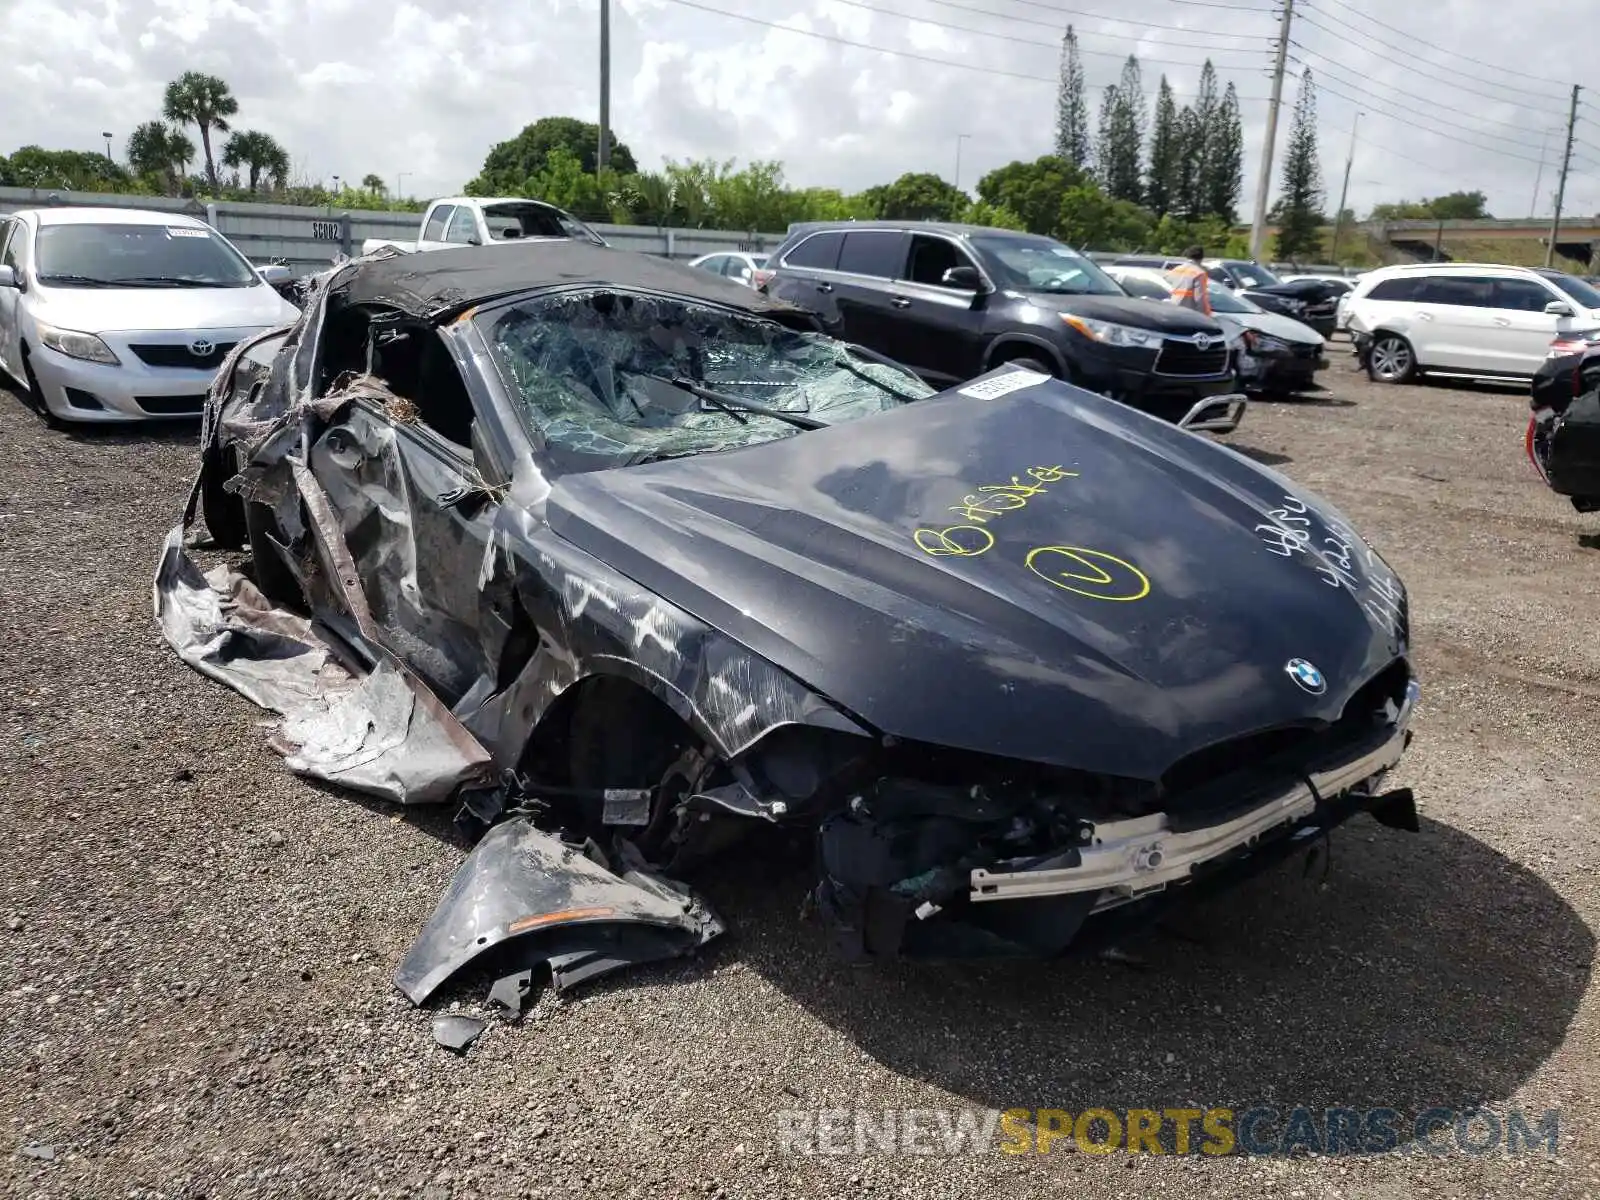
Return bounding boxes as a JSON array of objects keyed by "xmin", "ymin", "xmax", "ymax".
[{"xmin": 751, "ymin": 268, "xmax": 775, "ymax": 291}]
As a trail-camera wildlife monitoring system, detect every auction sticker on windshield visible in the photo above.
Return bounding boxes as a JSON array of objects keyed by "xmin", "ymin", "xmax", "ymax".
[
  {"xmin": 959, "ymin": 370, "xmax": 1051, "ymax": 400},
  {"xmin": 165, "ymin": 227, "xmax": 210, "ymax": 238}
]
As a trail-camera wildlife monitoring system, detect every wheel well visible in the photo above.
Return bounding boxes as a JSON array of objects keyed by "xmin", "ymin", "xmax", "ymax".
[
  {"xmin": 517, "ymin": 673, "xmax": 696, "ymax": 786},
  {"xmin": 986, "ymin": 339, "xmax": 1064, "ymax": 376}
]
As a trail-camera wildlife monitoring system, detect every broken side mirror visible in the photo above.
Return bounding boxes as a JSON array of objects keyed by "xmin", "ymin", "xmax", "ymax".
[
  {"xmin": 1546, "ymin": 300, "xmax": 1575, "ymax": 317},
  {"xmin": 941, "ymin": 265, "xmax": 981, "ymax": 290},
  {"xmin": 0, "ymin": 265, "xmax": 16, "ymax": 289}
]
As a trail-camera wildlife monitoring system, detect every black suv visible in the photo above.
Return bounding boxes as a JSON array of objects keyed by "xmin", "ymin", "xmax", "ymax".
[{"xmin": 763, "ymin": 222, "xmax": 1245, "ymax": 431}]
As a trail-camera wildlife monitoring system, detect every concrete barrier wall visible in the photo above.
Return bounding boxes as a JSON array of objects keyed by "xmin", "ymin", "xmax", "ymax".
[{"xmin": 0, "ymin": 187, "xmax": 786, "ymax": 275}]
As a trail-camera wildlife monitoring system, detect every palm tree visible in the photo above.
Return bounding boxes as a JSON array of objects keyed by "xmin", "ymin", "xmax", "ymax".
[
  {"xmin": 162, "ymin": 71, "xmax": 239, "ymax": 193},
  {"xmin": 127, "ymin": 120, "xmax": 195, "ymax": 196},
  {"xmin": 360, "ymin": 173, "xmax": 385, "ymax": 193},
  {"xmin": 221, "ymin": 130, "xmax": 289, "ymax": 194}
]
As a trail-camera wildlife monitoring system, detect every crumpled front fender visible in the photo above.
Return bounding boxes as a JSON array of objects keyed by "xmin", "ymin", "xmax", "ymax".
[{"xmin": 394, "ymin": 817, "xmax": 724, "ymax": 1005}]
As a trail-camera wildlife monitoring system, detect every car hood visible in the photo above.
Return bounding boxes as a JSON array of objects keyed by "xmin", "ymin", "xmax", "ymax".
[
  {"xmin": 1018, "ymin": 292, "xmax": 1225, "ymax": 334},
  {"xmin": 29, "ymin": 280, "xmax": 298, "ymax": 333},
  {"xmin": 1227, "ymin": 309, "xmax": 1324, "ymax": 346},
  {"xmin": 544, "ymin": 371, "xmax": 1408, "ymax": 780}
]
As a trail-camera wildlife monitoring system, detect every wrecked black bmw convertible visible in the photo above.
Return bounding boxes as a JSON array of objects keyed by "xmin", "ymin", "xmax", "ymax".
[{"xmin": 156, "ymin": 241, "xmax": 1421, "ymax": 1008}]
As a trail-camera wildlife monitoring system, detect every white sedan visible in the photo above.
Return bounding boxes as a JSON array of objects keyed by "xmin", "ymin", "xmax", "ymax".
[
  {"xmin": 0, "ymin": 206, "xmax": 300, "ymax": 423},
  {"xmin": 686, "ymin": 251, "xmax": 771, "ymax": 290}
]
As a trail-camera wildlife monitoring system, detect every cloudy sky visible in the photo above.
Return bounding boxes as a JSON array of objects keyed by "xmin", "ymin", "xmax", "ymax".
[{"xmin": 6, "ymin": 0, "xmax": 1598, "ymax": 224}]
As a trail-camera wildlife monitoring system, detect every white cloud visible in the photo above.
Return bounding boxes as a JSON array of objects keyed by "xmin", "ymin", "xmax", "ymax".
[{"xmin": 3, "ymin": 0, "xmax": 1596, "ymax": 219}]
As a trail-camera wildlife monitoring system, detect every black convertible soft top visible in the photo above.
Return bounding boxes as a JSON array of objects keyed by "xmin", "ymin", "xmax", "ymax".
[{"xmin": 335, "ymin": 240, "xmax": 811, "ymax": 325}]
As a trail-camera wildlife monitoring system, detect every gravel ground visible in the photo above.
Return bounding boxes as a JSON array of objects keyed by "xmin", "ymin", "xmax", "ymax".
[{"xmin": 0, "ymin": 352, "xmax": 1596, "ymax": 1199}]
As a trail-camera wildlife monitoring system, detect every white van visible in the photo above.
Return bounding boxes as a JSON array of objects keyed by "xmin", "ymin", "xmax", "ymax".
[{"xmin": 1345, "ymin": 262, "xmax": 1600, "ymax": 384}]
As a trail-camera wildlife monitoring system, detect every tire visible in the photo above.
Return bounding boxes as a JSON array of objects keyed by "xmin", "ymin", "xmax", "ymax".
[
  {"xmin": 995, "ymin": 354, "xmax": 1057, "ymax": 379},
  {"xmin": 19, "ymin": 351, "xmax": 61, "ymax": 428},
  {"xmin": 1366, "ymin": 333, "xmax": 1417, "ymax": 385}
]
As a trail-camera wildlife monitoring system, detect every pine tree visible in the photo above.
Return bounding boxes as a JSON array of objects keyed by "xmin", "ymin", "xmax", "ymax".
[
  {"xmin": 1096, "ymin": 84, "xmax": 1120, "ymax": 192},
  {"xmin": 1145, "ymin": 77, "xmax": 1181, "ymax": 217},
  {"xmin": 1275, "ymin": 70, "xmax": 1325, "ymax": 261},
  {"xmin": 1172, "ymin": 104, "xmax": 1201, "ymax": 221},
  {"xmin": 1206, "ymin": 82, "xmax": 1245, "ymax": 224},
  {"xmin": 1097, "ymin": 56, "xmax": 1146, "ymax": 203},
  {"xmin": 1183, "ymin": 61, "xmax": 1220, "ymax": 221},
  {"xmin": 1054, "ymin": 26, "xmax": 1092, "ymax": 169}
]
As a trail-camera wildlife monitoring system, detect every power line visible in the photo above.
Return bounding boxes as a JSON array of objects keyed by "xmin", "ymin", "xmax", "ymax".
[
  {"xmin": 1295, "ymin": 10, "xmax": 1571, "ymax": 113},
  {"xmin": 1312, "ymin": 75, "xmax": 1546, "ymax": 168},
  {"xmin": 1165, "ymin": 0, "xmax": 1275, "ymax": 10},
  {"xmin": 931, "ymin": 0, "xmax": 1272, "ymax": 41},
  {"xmin": 1290, "ymin": 38, "xmax": 1565, "ymax": 135},
  {"xmin": 1292, "ymin": 49, "xmax": 1560, "ymax": 154},
  {"xmin": 652, "ymin": 0, "xmax": 1281, "ymax": 88},
  {"xmin": 817, "ymin": 0, "xmax": 1272, "ymax": 64},
  {"xmin": 1305, "ymin": 0, "xmax": 1572, "ymax": 92}
]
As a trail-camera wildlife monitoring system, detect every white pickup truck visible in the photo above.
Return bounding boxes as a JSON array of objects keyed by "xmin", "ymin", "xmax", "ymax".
[{"xmin": 361, "ymin": 196, "xmax": 608, "ymax": 256}]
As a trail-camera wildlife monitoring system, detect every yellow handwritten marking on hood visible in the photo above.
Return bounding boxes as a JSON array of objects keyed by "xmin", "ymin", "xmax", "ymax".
[{"xmin": 1026, "ymin": 546, "xmax": 1152, "ymax": 602}]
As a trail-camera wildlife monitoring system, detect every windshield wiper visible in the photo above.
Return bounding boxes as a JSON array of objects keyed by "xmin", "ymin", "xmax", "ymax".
[
  {"xmin": 835, "ymin": 346, "xmax": 926, "ymax": 401},
  {"xmin": 629, "ymin": 371, "xmax": 830, "ymax": 430},
  {"xmin": 113, "ymin": 276, "xmax": 227, "ymax": 288},
  {"xmin": 36, "ymin": 273, "xmax": 119, "ymax": 287}
]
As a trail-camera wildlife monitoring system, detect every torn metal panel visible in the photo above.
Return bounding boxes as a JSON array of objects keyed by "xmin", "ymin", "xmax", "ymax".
[
  {"xmin": 154, "ymin": 524, "xmax": 492, "ymax": 806},
  {"xmin": 393, "ymin": 817, "xmax": 723, "ymax": 1006}
]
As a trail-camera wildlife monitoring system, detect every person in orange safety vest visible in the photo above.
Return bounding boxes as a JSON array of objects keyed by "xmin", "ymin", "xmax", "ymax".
[{"xmin": 1167, "ymin": 246, "xmax": 1213, "ymax": 316}]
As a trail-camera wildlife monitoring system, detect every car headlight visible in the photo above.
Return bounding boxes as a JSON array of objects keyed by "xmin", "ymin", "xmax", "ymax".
[
  {"xmin": 36, "ymin": 322, "xmax": 119, "ymax": 365},
  {"xmin": 1061, "ymin": 314, "xmax": 1162, "ymax": 349},
  {"xmin": 1244, "ymin": 330, "xmax": 1291, "ymax": 353}
]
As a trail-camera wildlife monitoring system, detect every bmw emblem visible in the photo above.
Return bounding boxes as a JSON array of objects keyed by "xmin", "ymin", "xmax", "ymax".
[
  {"xmin": 189, "ymin": 338, "xmax": 215, "ymax": 357},
  {"xmin": 1285, "ymin": 658, "xmax": 1326, "ymax": 695}
]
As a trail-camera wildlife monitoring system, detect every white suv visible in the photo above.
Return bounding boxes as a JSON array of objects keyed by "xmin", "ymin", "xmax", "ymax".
[{"xmin": 1346, "ymin": 263, "xmax": 1600, "ymax": 384}]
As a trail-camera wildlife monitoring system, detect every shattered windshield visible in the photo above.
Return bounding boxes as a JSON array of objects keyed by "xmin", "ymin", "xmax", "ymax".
[{"xmin": 481, "ymin": 290, "xmax": 936, "ymax": 471}]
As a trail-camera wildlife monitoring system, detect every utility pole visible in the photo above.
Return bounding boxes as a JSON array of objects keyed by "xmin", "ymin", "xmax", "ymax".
[
  {"xmin": 597, "ymin": 0, "xmax": 611, "ymax": 173},
  {"xmin": 1249, "ymin": 0, "xmax": 1294, "ymax": 261},
  {"xmin": 1330, "ymin": 111, "xmax": 1362, "ymax": 263},
  {"xmin": 1545, "ymin": 84, "xmax": 1580, "ymax": 268}
]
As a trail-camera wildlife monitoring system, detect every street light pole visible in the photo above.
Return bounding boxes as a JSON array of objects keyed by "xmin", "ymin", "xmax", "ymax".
[
  {"xmin": 598, "ymin": 0, "xmax": 611, "ymax": 172},
  {"xmin": 396, "ymin": 171, "xmax": 409, "ymax": 199},
  {"xmin": 954, "ymin": 133, "xmax": 972, "ymax": 191},
  {"xmin": 1330, "ymin": 112, "xmax": 1362, "ymax": 263},
  {"xmin": 102, "ymin": 131, "xmax": 113, "ymax": 169}
]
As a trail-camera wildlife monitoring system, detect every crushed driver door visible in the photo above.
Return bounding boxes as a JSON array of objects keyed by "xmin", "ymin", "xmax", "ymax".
[{"xmin": 307, "ymin": 402, "xmax": 504, "ymax": 707}]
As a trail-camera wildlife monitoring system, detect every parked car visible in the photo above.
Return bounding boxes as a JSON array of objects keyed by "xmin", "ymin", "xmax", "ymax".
[
  {"xmin": 1103, "ymin": 265, "xmax": 1326, "ymax": 394},
  {"xmin": 686, "ymin": 251, "xmax": 771, "ymax": 290},
  {"xmin": 0, "ymin": 206, "xmax": 300, "ymax": 422},
  {"xmin": 160, "ymin": 239, "xmax": 1419, "ymax": 995},
  {"xmin": 764, "ymin": 222, "xmax": 1246, "ymax": 432},
  {"xmin": 1528, "ymin": 328, "xmax": 1600, "ymax": 509},
  {"xmin": 360, "ymin": 196, "xmax": 607, "ymax": 257},
  {"xmin": 1201, "ymin": 260, "xmax": 1343, "ymax": 338},
  {"xmin": 1345, "ymin": 263, "xmax": 1600, "ymax": 384}
]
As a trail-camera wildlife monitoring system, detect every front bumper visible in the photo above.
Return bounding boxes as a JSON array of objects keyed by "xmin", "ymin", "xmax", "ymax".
[
  {"xmin": 970, "ymin": 718, "xmax": 1411, "ymax": 910},
  {"xmin": 1240, "ymin": 349, "xmax": 1328, "ymax": 392},
  {"xmin": 1071, "ymin": 340, "xmax": 1241, "ymax": 424},
  {"xmin": 27, "ymin": 325, "xmax": 271, "ymax": 422},
  {"xmin": 816, "ymin": 678, "xmax": 1420, "ymax": 960}
]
